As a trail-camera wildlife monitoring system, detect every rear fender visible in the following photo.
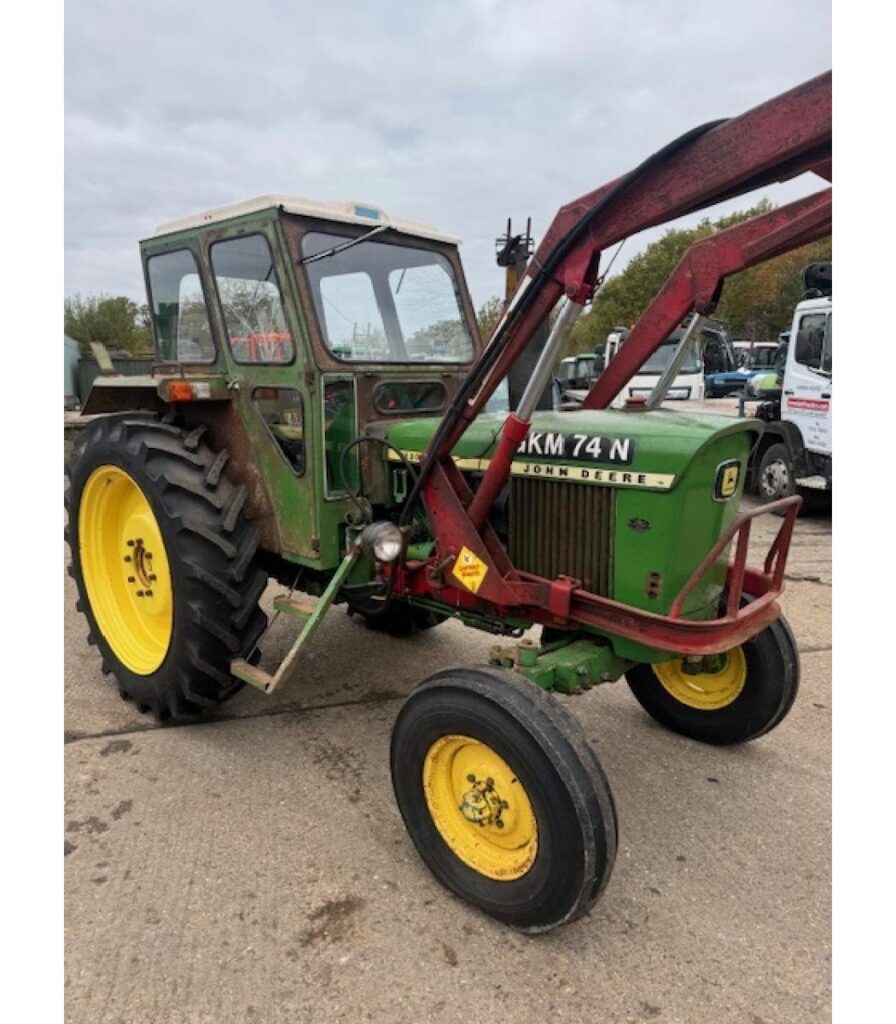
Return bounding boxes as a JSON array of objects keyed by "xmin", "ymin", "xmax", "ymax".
[{"xmin": 78, "ymin": 380, "xmax": 282, "ymax": 552}]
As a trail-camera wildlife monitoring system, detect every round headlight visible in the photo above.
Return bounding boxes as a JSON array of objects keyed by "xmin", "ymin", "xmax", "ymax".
[{"xmin": 360, "ymin": 521, "xmax": 404, "ymax": 563}]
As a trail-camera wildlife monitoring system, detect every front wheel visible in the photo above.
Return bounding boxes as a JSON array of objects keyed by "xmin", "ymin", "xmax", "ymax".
[
  {"xmin": 626, "ymin": 614, "xmax": 799, "ymax": 745},
  {"xmin": 757, "ymin": 442, "xmax": 796, "ymax": 504},
  {"xmin": 390, "ymin": 667, "xmax": 618, "ymax": 931}
]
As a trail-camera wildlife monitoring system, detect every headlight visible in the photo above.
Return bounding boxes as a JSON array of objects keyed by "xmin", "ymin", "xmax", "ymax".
[{"xmin": 360, "ymin": 521, "xmax": 404, "ymax": 563}]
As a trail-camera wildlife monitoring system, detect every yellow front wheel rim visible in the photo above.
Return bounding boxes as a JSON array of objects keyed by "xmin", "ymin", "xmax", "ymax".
[
  {"xmin": 78, "ymin": 465, "xmax": 173, "ymax": 675},
  {"xmin": 653, "ymin": 647, "xmax": 748, "ymax": 711},
  {"xmin": 423, "ymin": 735, "xmax": 537, "ymax": 881}
]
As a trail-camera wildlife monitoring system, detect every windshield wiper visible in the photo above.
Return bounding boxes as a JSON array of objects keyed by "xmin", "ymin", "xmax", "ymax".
[{"xmin": 300, "ymin": 224, "xmax": 389, "ymax": 265}]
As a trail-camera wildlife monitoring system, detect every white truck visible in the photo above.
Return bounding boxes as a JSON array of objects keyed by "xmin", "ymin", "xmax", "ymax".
[
  {"xmin": 749, "ymin": 262, "xmax": 832, "ymax": 507},
  {"xmin": 600, "ymin": 319, "xmax": 736, "ymax": 405}
]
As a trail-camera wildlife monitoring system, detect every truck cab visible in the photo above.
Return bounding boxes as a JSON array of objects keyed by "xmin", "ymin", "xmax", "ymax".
[
  {"xmin": 750, "ymin": 264, "xmax": 832, "ymax": 505},
  {"xmin": 602, "ymin": 323, "xmax": 708, "ymax": 406}
]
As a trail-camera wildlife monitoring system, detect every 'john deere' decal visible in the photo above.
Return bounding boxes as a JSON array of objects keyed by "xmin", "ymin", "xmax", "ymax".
[
  {"xmin": 387, "ymin": 449, "xmax": 674, "ymax": 490},
  {"xmin": 517, "ymin": 432, "xmax": 635, "ymax": 465}
]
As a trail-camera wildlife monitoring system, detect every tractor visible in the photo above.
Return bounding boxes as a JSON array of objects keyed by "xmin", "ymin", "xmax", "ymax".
[{"xmin": 65, "ymin": 72, "xmax": 831, "ymax": 932}]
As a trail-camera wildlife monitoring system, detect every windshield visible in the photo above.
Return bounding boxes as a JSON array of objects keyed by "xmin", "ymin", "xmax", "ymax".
[
  {"xmin": 640, "ymin": 340, "xmax": 703, "ymax": 375},
  {"xmin": 302, "ymin": 232, "xmax": 475, "ymax": 363},
  {"xmin": 745, "ymin": 348, "xmax": 777, "ymax": 369}
]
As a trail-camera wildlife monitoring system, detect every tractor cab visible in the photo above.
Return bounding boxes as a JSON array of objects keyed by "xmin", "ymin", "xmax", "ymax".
[{"xmin": 85, "ymin": 195, "xmax": 483, "ymax": 569}]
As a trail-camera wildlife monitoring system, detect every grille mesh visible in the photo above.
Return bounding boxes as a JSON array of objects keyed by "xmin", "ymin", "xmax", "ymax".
[{"xmin": 507, "ymin": 478, "xmax": 615, "ymax": 596}]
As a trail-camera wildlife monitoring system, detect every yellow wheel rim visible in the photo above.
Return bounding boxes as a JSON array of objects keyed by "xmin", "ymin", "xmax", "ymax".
[
  {"xmin": 422, "ymin": 735, "xmax": 537, "ymax": 881},
  {"xmin": 653, "ymin": 647, "xmax": 748, "ymax": 711},
  {"xmin": 78, "ymin": 465, "xmax": 173, "ymax": 675}
]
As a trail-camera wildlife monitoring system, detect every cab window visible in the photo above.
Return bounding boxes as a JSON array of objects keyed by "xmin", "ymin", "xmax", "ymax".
[
  {"xmin": 146, "ymin": 249, "xmax": 215, "ymax": 363},
  {"xmin": 373, "ymin": 380, "xmax": 447, "ymax": 414},
  {"xmin": 794, "ymin": 312, "xmax": 831, "ymax": 374},
  {"xmin": 302, "ymin": 232, "xmax": 474, "ymax": 364},
  {"xmin": 253, "ymin": 388, "xmax": 305, "ymax": 475},
  {"xmin": 210, "ymin": 235, "xmax": 294, "ymax": 364}
]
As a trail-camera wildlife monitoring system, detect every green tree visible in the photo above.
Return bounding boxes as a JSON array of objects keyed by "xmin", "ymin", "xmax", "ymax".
[
  {"xmin": 476, "ymin": 296, "xmax": 504, "ymax": 342},
  {"xmin": 64, "ymin": 295, "xmax": 154, "ymax": 355},
  {"xmin": 563, "ymin": 198, "xmax": 830, "ymax": 357}
]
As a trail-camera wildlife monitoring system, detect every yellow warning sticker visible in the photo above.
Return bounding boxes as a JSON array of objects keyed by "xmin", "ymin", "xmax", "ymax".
[{"xmin": 451, "ymin": 546, "xmax": 489, "ymax": 594}]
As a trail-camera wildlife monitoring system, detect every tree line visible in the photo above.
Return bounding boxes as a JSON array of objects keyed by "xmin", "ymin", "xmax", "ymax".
[{"xmin": 65, "ymin": 295, "xmax": 154, "ymax": 355}]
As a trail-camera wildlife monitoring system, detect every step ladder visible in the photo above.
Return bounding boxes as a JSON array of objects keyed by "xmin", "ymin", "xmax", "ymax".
[{"xmin": 230, "ymin": 545, "xmax": 361, "ymax": 694}]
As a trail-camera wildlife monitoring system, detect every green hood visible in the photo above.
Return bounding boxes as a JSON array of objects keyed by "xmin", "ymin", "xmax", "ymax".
[{"xmin": 383, "ymin": 408, "xmax": 761, "ymax": 492}]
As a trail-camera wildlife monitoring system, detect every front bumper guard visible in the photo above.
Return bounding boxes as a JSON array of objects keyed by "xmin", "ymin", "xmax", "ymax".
[{"xmin": 560, "ymin": 496, "xmax": 802, "ymax": 656}]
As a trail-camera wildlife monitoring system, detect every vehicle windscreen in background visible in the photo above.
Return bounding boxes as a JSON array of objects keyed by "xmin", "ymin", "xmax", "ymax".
[
  {"xmin": 746, "ymin": 348, "xmax": 778, "ymax": 369},
  {"xmin": 641, "ymin": 341, "xmax": 703, "ymax": 375},
  {"xmin": 302, "ymin": 232, "xmax": 475, "ymax": 364}
]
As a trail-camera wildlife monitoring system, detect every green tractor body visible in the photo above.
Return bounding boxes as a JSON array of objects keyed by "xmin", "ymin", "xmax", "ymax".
[
  {"xmin": 83, "ymin": 197, "xmax": 759, "ymax": 665},
  {"xmin": 69, "ymin": 194, "xmax": 798, "ymax": 931}
]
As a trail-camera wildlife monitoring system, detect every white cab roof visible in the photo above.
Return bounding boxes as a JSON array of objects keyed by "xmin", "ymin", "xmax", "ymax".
[{"xmin": 150, "ymin": 194, "xmax": 461, "ymax": 245}]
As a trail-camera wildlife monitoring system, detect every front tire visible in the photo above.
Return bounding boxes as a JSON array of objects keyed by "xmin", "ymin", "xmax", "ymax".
[
  {"xmin": 390, "ymin": 667, "xmax": 617, "ymax": 931},
  {"xmin": 65, "ymin": 413, "xmax": 268, "ymax": 719},
  {"xmin": 626, "ymin": 613, "xmax": 799, "ymax": 745}
]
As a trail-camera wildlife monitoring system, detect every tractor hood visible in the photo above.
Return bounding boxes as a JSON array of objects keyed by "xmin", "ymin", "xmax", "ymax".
[{"xmin": 382, "ymin": 408, "xmax": 761, "ymax": 492}]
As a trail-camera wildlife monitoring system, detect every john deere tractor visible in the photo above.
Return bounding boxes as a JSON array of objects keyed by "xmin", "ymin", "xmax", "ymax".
[{"xmin": 66, "ymin": 72, "xmax": 831, "ymax": 931}]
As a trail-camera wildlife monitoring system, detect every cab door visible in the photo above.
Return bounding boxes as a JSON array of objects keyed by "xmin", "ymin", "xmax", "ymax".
[
  {"xmin": 204, "ymin": 222, "xmax": 320, "ymax": 562},
  {"xmin": 784, "ymin": 308, "xmax": 832, "ymax": 457}
]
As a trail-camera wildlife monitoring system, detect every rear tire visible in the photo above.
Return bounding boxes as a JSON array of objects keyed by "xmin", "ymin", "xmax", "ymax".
[
  {"xmin": 391, "ymin": 666, "xmax": 617, "ymax": 931},
  {"xmin": 65, "ymin": 413, "xmax": 268, "ymax": 719},
  {"xmin": 626, "ymin": 613, "xmax": 799, "ymax": 745}
]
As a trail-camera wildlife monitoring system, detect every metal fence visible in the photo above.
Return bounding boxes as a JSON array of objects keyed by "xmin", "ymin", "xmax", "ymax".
[{"xmin": 76, "ymin": 355, "xmax": 155, "ymax": 406}]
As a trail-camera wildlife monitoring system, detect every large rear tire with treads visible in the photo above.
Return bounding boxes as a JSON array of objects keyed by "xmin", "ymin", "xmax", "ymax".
[{"xmin": 65, "ymin": 412, "xmax": 268, "ymax": 720}]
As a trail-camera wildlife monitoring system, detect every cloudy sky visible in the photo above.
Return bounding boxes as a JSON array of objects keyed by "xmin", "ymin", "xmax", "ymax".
[{"xmin": 65, "ymin": 0, "xmax": 831, "ymax": 309}]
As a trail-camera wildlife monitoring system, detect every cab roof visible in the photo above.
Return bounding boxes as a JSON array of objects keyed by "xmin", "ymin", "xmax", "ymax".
[{"xmin": 149, "ymin": 194, "xmax": 461, "ymax": 245}]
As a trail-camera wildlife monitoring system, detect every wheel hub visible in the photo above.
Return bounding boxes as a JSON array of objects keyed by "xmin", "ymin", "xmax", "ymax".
[
  {"xmin": 653, "ymin": 647, "xmax": 747, "ymax": 711},
  {"xmin": 124, "ymin": 537, "xmax": 158, "ymax": 598},
  {"xmin": 761, "ymin": 459, "xmax": 789, "ymax": 498},
  {"xmin": 423, "ymin": 735, "xmax": 537, "ymax": 880},
  {"xmin": 78, "ymin": 465, "xmax": 173, "ymax": 675},
  {"xmin": 459, "ymin": 774, "xmax": 509, "ymax": 829}
]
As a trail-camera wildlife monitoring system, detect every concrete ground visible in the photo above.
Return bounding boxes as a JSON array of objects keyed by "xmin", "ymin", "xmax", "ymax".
[{"xmin": 65, "ymin": 498, "xmax": 831, "ymax": 1024}]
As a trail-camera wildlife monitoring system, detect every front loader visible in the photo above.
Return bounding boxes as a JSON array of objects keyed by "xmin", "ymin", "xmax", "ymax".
[{"xmin": 66, "ymin": 72, "xmax": 831, "ymax": 932}]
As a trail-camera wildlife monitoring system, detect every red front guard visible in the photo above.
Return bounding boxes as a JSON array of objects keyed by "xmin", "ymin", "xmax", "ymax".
[
  {"xmin": 397, "ymin": 495, "xmax": 801, "ymax": 658},
  {"xmin": 555, "ymin": 496, "xmax": 801, "ymax": 656}
]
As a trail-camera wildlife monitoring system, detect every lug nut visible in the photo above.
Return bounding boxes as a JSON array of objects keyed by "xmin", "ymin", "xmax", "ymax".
[
  {"xmin": 148, "ymin": 574, "xmax": 157, "ymax": 582},
  {"xmin": 123, "ymin": 556, "xmax": 132, "ymax": 563},
  {"xmin": 467, "ymin": 774, "xmax": 476, "ymax": 783},
  {"xmin": 136, "ymin": 591, "xmax": 144, "ymax": 598},
  {"xmin": 145, "ymin": 590, "xmax": 153, "ymax": 597},
  {"xmin": 127, "ymin": 576, "xmax": 135, "ymax": 583},
  {"xmin": 127, "ymin": 540, "xmax": 135, "ymax": 547}
]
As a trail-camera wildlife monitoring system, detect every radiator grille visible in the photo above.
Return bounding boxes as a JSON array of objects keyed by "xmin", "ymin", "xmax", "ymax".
[{"xmin": 507, "ymin": 478, "xmax": 615, "ymax": 596}]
